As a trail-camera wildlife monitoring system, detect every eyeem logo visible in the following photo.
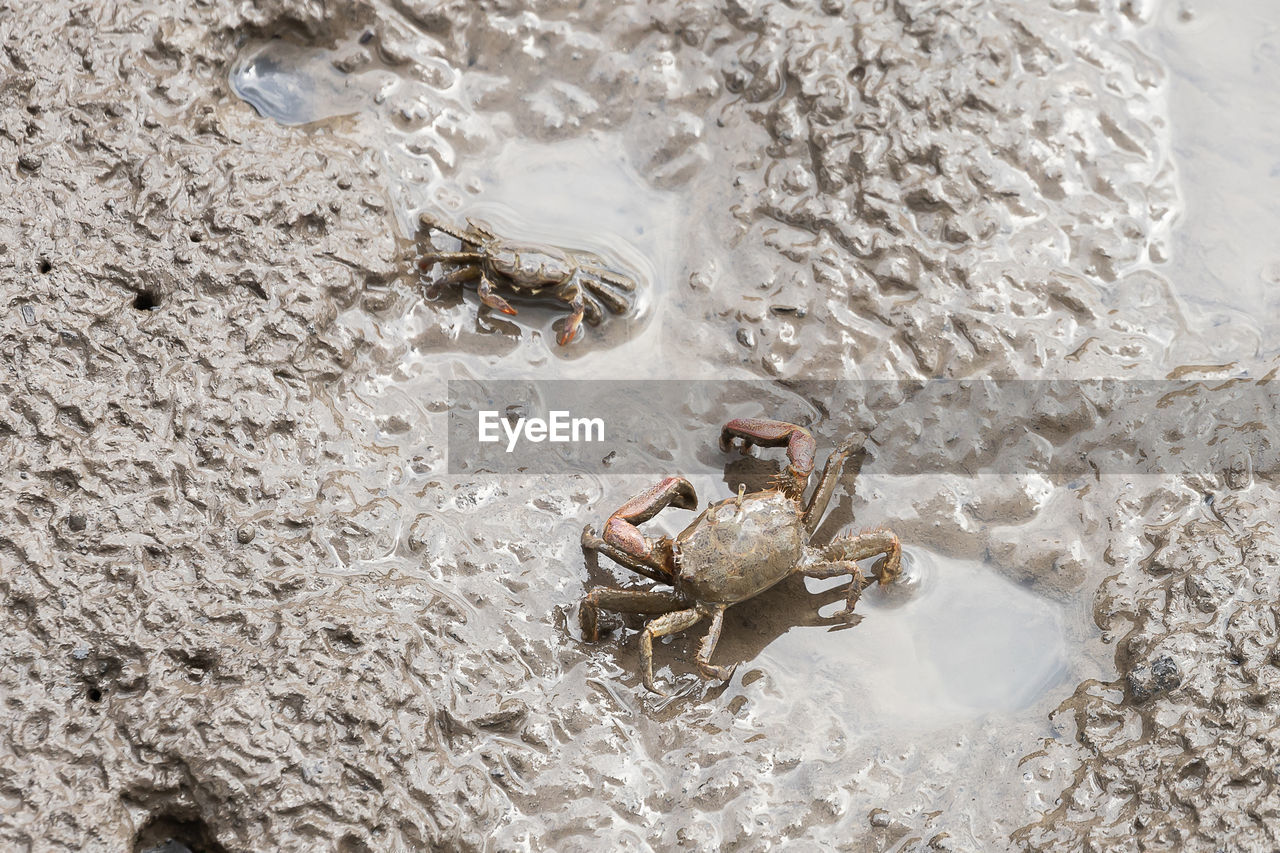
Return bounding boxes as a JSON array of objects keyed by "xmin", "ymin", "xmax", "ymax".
[{"xmin": 478, "ymin": 410, "xmax": 605, "ymax": 452}]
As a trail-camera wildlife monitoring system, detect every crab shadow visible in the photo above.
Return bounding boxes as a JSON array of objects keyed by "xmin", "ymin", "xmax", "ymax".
[{"xmin": 579, "ymin": 551, "xmax": 865, "ymax": 704}]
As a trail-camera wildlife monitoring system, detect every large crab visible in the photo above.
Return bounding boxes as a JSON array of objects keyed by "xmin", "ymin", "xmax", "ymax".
[
  {"xmin": 416, "ymin": 213, "xmax": 636, "ymax": 345},
  {"xmin": 579, "ymin": 417, "xmax": 903, "ymax": 695}
]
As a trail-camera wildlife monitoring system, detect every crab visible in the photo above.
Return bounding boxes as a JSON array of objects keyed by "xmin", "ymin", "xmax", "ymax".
[
  {"xmin": 579, "ymin": 417, "xmax": 903, "ymax": 695},
  {"xmin": 416, "ymin": 213, "xmax": 636, "ymax": 346}
]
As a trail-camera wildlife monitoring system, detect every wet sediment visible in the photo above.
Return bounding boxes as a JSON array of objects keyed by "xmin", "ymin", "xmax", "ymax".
[{"xmin": 1, "ymin": 0, "xmax": 1277, "ymax": 850}]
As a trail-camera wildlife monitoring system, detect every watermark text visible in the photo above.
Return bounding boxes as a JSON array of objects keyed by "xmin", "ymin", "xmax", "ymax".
[{"xmin": 478, "ymin": 409, "xmax": 605, "ymax": 452}]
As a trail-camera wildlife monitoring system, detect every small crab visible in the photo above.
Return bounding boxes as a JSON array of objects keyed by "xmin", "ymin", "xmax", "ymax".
[
  {"xmin": 416, "ymin": 213, "xmax": 636, "ymax": 345},
  {"xmin": 579, "ymin": 417, "xmax": 903, "ymax": 695}
]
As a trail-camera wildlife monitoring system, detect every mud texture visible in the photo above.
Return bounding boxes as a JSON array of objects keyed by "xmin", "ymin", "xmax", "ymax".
[{"xmin": 2, "ymin": 0, "xmax": 1278, "ymax": 851}]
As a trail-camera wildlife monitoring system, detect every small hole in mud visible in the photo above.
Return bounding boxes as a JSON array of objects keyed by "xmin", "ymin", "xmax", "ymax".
[
  {"xmin": 87, "ymin": 687, "xmax": 102, "ymax": 702},
  {"xmin": 188, "ymin": 231, "xmax": 202, "ymax": 243},
  {"xmin": 849, "ymin": 65, "xmax": 866, "ymax": 82},
  {"xmin": 134, "ymin": 813, "xmax": 228, "ymax": 853},
  {"xmin": 38, "ymin": 258, "xmax": 51, "ymax": 274},
  {"xmin": 133, "ymin": 290, "xmax": 160, "ymax": 311}
]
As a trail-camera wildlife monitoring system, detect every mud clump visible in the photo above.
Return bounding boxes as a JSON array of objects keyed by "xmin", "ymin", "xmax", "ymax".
[{"xmin": 1019, "ymin": 499, "xmax": 1280, "ymax": 851}]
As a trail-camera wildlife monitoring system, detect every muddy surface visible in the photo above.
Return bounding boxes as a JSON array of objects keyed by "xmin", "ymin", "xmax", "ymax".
[{"xmin": 2, "ymin": 0, "xmax": 1278, "ymax": 850}]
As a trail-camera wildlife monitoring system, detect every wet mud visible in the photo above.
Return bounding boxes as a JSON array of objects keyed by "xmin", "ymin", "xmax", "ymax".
[{"xmin": 2, "ymin": 0, "xmax": 1278, "ymax": 850}]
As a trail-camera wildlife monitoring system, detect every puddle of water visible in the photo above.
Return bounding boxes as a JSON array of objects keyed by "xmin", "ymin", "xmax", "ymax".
[
  {"xmin": 755, "ymin": 548, "xmax": 1068, "ymax": 727},
  {"xmin": 1151, "ymin": 0, "xmax": 1280, "ymax": 361},
  {"xmin": 230, "ymin": 39, "xmax": 380, "ymax": 125}
]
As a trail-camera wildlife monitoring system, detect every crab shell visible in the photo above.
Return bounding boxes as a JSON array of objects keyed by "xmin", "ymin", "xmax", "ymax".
[
  {"xmin": 484, "ymin": 245, "xmax": 576, "ymax": 292},
  {"xmin": 673, "ymin": 490, "xmax": 806, "ymax": 605}
]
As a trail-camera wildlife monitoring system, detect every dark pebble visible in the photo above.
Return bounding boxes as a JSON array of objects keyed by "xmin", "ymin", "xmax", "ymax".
[{"xmin": 1127, "ymin": 654, "xmax": 1182, "ymax": 703}]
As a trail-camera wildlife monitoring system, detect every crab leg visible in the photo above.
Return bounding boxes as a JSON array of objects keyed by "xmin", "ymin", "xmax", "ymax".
[
  {"xmin": 463, "ymin": 218, "xmax": 497, "ymax": 241},
  {"xmin": 430, "ymin": 265, "xmax": 480, "ymax": 288},
  {"xmin": 418, "ymin": 251, "xmax": 486, "ymax": 270},
  {"xmin": 802, "ymin": 434, "xmax": 867, "ymax": 535},
  {"xmin": 800, "ymin": 530, "xmax": 902, "ymax": 618},
  {"xmin": 579, "ymin": 265, "xmax": 636, "ymax": 292},
  {"xmin": 579, "ymin": 587, "xmax": 686, "ymax": 643},
  {"xmin": 580, "ymin": 273, "xmax": 633, "ymax": 314},
  {"xmin": 797, "ymin": 558, "xmax": 869, "ymax": 620},
  {"xmin": 641, "ymin": 608, "xmax": 704, "ymax": 695},
  {"xmin": 553, "ymin": 274, "xmax": 587, "ymax": 346},
  {"xmin": 825, "ymin": 530, "xmax": 902, "ymax": 585},
  {"xmin": 477, "ymin": 273, "xmax": 517, "ymax": 315},
  {"xmin": 580, "ymin": 291, "xmax": 605, "ymax": 326},
  {"xmin": 719, "ymin": 418, "xmax": 817, "ymax": 497},
  {"xmin": 695, "ymin": 605, "xmax": 735, "ymax": 682},
  {"xmin": 418, "ymin": 213, "xmax": 482, "ymax": 246}
]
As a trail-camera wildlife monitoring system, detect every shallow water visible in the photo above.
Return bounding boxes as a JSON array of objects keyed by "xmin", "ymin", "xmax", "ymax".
[
  {"xmin": 230, "ymin": 39, "xmax": 374, "ymax": 125},
  {"xmin": 1150, "ymin": 0, "xmax": 1280, "ymax": 361},
  {"xmin": 805, "ymin": 549, "xmax": 1068, "ymax": 721}
]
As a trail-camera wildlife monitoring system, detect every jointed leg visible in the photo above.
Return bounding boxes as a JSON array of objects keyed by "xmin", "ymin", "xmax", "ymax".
[
  {"xmin": 798, "ymin": 557, "xmax": 870, "ymax": 619},
  {"xmin": 719, "ymin": 418, "xmax": 817, "ymax": 498},
  {"xmin": 477, "ymin": 273, "xmax": 517, "ymax": 315},
  {"xmin": 800, "ymin": 529, "xmax": 902, "ymax": 618},
  {"xmin": 580, "ymin": 265, "xmax": 636, "ymax": 293},
  {"xmin": 580, "ymin": 272, "xmax": 634, "ymax": 314},
  {"xmin": 464, "ymin": 218, "xmax": 497, "ymax": 241},
  {"xmin": 824, "ymin": 530, "xmax": 903, "ymax": 585},
  {"xmin": 430, "ymin": 265, "xmax": 480, "ymax": 288},
  {"xmin": 418, "ymin": 251, "xmax": 486, "ymax": 269},
  {"xmin": 695, "ymin": 605, "xmax": 734, "ymax": 682},
  {"xmin": 641, "ymin": 608, "xmax": 704, "ymax": 695},
  {"xmin": 579, "ymin": 587, "xmax": 686, "ymax": 642},
  {"xmin": 554, "ymin": 275, "xmax": 586, "ymax": 345},
  {"xmin": 419, "ymin": 213, "xmax": 482, "ymax": 246},
  {"xmin": 580, "ymin": 292, "xmax": 604, "ymax": 326},
  {"xmin": 802, "ymin": 433, "xmax": 867, "ymax": 535}
]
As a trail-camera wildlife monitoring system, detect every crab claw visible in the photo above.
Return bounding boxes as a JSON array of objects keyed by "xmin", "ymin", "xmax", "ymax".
[
  {"xmin": 480, "ymin": 291, "xmax": 518, "ymax": 316},
  {"xmin": 476, "ymin": 275, "xmax": 518, "ymax": 316},
  {"xmin": 557, "ymin": 312, "xmax": 583, "ymax": 346}
]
